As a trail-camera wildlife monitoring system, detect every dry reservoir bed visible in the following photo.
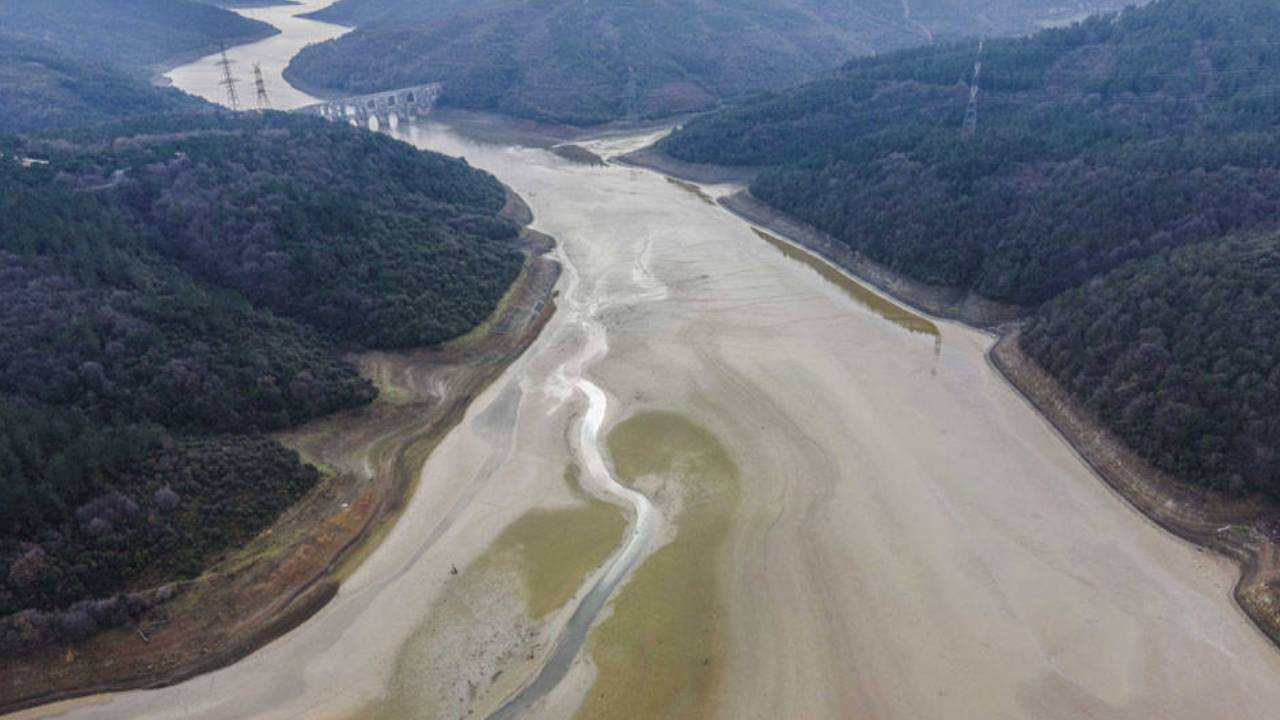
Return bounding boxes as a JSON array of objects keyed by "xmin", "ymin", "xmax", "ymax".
[{"xmin": 17, "ymin": 124, "xmax": 1280, "ymax": 720}]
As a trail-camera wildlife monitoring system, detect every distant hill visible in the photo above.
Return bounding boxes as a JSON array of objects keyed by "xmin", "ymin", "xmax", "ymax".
[
  {"xmin": 285, "ymin": 0, "xmax": 1136, "ymax": 125},
  {"xmin": 0, "ymin": 111, "xmax": 525, "ymax": 650},
  {"xmin": 0, "ymin": 0, "xmax": 276, "ymax": 73},
  {"xmin": 0, "ymin": 35, "xmax": 209, "ymax": 133},
  {"xmin": 656, "ymin": 0, "xmax": 1280, "ymax": 498}
]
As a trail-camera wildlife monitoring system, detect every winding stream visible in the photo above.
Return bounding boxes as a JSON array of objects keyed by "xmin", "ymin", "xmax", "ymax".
[{"xmin": 487, "ymin": 217, "xmax": 661, "ymax": 719}]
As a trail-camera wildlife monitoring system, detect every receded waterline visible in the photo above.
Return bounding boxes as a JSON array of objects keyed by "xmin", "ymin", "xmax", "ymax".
[{"xmin": 750, "ymin": 227, "xmax": 941, "ymax": 340}]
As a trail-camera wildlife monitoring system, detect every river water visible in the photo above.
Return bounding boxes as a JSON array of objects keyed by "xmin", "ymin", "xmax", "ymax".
[
  {"xmin": 16, "ymin": 6, "xmax": 1280, "ymax": 720},
  {"xmin": 163, "ymin": 0, "xmax": 349, "ymax": 110}
]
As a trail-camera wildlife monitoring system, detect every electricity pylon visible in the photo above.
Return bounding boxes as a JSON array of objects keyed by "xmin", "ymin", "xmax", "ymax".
[
  {"xmin": 253, "ymin": 63, "xmax": 272, "ymax": 110},
  {"xmin": 961, "ymin": 38, "xmax": 984, "ymax": 137},
  {"xmin": 216, "ymin": 42, "xmax": 241, "ymax": 111}
]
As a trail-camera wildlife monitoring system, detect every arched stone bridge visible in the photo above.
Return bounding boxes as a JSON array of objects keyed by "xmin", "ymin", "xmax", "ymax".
[{"xmin": 296, "ymin": 82, "xmax": 443, "ymax": 128}]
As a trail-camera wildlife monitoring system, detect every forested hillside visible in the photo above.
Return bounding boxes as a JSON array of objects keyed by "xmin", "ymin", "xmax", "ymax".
[
  {"xmin": 659, "ymin": 0, "xmax": 1280, "ymax": 498},
  {"xmin": 661, "ymin": 0, "xmax": 1280, "ymax": 303},
  {"xmin": 0, "ymin": 112, "xmax": 524, "ymax": 650},
  {"xmin": 0, "ymin": 36, "xmax": 209, "ymax": 133},
  {"xmin": 0, "ymin": 0, "xmax": 275, "ymax": 73},
  {"xmin": 1022, "ymin": 233, "xmax": 1280, "ymax": 496},
  {"xmin": 285, "ymin": 0, "xmax": 1134, "ymax": 125}
]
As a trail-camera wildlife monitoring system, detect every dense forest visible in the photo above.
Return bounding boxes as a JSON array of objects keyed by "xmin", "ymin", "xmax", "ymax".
[
  {"xmin": 661, "ymin": 0, "xmax": 1280, "ymax": 303},
  {"xmin": 659, "ymin": 0, "xmax": 1280, "ymax": 498},
  {"xmin": 0, "ymin": 0, "xmax": 275, "ymax": 73},
  {"xmin": 286, "ymin": 0, "xmax": 1131, "ymax": 125},
  {"xmin": 1022, "ymin": 232, "xmax": 1280, "ymax": 496},
  {"xmin": 0, "ymin": 35, "xmax": 209, "ymax": 133},
  {"xmin": 0, "ymin": 110, "xmax": 524, "ymax": 650}
]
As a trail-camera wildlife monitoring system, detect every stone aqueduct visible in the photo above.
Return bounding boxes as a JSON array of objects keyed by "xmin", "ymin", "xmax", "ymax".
[{"xmin": 296, "ymin": 82, "xmax": 443, "ymax": 128}]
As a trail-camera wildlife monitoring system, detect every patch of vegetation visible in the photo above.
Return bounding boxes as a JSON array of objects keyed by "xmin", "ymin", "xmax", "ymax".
[
  {"xmin": 0, "ymin": 35, "xmax": 209, "ymax": 134},
  {"xmin": 0, "ymin": 110, "xmax": 526, "ymax": 650},
  {"xmin": 1021, "ymin": 231, "xmax": 1280, "ymax": 497},
  {"xmin": 751, "ymin": 228, "xmax": 939, "ymax": 338},
  {"xmin": 491, "ymin": 467, "xmax": 627, "ymax": 619},
  {"xmin": 581, "ymin": 411, "xmax": 739, "ymax": 719}
]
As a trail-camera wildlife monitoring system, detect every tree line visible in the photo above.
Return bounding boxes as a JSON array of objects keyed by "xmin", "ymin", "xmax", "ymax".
[{"xmin": 0, "ymin": 111, "xmax": 524, "ymax": 652}]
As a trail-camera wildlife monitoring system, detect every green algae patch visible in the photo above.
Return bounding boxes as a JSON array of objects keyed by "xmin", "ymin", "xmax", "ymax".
[
  {"xmin": 576, "ymin": 411, "xmax": 740, "ymax": 720},
  {"xmin": 752, "ymin": 227, "xmax": 940, "ymax": 338},
  {"xmin": 496, "ymin": 467, "xmax": 628, "ymax": 619},
  {"xmin": 372, "ymin": 466, "xmax": 628, "ymax": 719}
]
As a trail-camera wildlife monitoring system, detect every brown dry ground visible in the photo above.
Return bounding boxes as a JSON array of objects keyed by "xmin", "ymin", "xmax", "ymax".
[{"xmin": 0, "ymin": 197, "xmax": 560, "ymax": 715}]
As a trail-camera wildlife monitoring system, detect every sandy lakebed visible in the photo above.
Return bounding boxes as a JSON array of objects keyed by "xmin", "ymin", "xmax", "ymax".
[{"xmin": 11, "ymin": 118, "xmax": 1280, "ymax": 719}]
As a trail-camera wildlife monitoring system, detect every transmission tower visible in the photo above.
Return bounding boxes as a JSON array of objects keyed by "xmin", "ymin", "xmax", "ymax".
[
  {"xmin": 252, "ymin": 63, "xmax": 272, "ymax": 110},
  {"xmin": 216, "ymin": 42, "xmax": 241, "ymax": 111},
  {"xmin": 961, "ymin": 38, "xmax": 984, "ymax": 137}
]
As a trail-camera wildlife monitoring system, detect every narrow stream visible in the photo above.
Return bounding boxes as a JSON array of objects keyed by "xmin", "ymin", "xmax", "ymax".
[{"xmin": 488, "ymin": 222, "xmax": 661, "ymax": 719}]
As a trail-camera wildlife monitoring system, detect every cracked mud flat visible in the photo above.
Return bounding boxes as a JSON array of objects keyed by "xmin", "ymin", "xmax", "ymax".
[{"xmin": 17, "ymin": 123, "xmax": 1280, "ymax": 720}]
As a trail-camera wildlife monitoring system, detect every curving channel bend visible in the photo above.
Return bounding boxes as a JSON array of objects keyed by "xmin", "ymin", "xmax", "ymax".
[{"xmin": 488, "ymin": 223, "xmax": 663, "ymax": 719}]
